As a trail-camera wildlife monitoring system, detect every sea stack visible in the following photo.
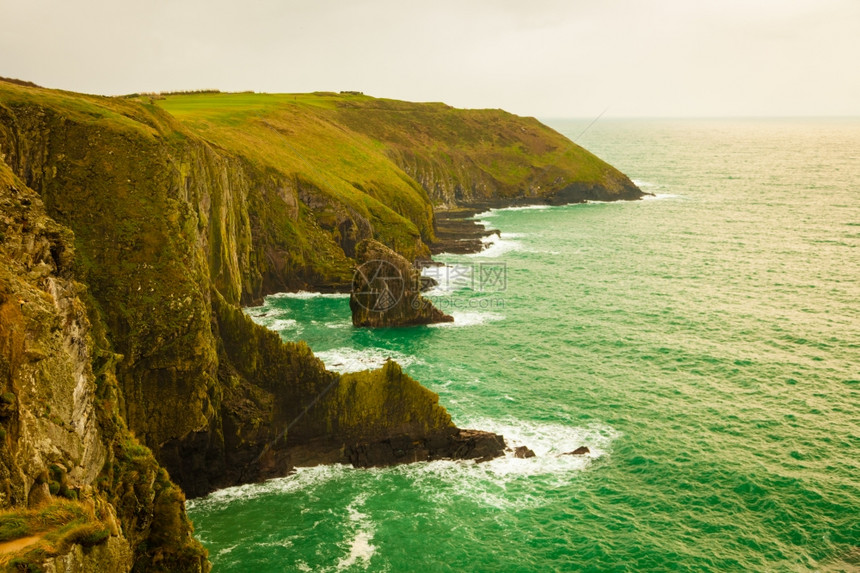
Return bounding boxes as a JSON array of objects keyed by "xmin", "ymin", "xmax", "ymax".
[{"xmin": 350, "ymin": 239, "xmax": 454, "ymax": 327}]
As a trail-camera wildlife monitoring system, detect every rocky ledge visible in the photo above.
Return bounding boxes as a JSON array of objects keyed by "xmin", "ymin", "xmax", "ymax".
[{"xmin": 348, "ymin": 429, "xmax": 506, "ymax": 467}]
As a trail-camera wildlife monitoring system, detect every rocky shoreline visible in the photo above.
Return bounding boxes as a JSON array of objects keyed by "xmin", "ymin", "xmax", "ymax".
[{"xmin": 431, "ymin": 190, "xmax": 652, "ymax": 256}]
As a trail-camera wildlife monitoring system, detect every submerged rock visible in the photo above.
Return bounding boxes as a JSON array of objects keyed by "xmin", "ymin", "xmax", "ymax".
[
  {"xmin": 563, "ymin": 446, "xmax": 590, "ymax": 456},
  {"xmin": 350, "ymin": 239, "xmax": 453, "ymax": 327},
  {"xmin": 514, "ymin": 445, "xmax": 537, "ymax": 459}
]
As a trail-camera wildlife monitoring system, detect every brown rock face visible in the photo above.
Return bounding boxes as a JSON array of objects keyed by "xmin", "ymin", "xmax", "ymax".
[
  {"xmin": 348, "ymin": 429, "xmax": 506, "ymax": 467},
  {"xmin": 514, "ymin": 445, "xmax": 536, "ymax": 459},
  {"xmin": 564, "ymin": 446, "xmax": 590, "ymax": 456},
  {"xmin": 350, "ymin": 239, "xmax": 453, "ymax": 327}
]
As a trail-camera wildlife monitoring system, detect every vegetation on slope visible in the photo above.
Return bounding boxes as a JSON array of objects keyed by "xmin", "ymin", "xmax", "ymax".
[
  {"xmin": 155, "ymin": 91, "xmax": 435, "ymax": 258},
  {"xmin": 156, "ymin": 91, "xmax": 641, "ymax": 209},
  {"xmin": 0, "ymin": 162, "xmax": 207, "ymax": 571},
  {"xmin": 0, "ymin": 500, "xmax": 110, "ymax": 570}
]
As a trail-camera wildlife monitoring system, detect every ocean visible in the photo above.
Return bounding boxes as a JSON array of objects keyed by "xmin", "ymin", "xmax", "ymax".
[{"xmin": 186, "ymin": 118, "xmax": 860, "ymax": 572}]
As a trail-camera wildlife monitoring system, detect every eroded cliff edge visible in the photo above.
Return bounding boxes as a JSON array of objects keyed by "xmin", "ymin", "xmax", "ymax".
[{"xmin": 0, "ymin": 81, "xmax": 641, "ymax": 569}]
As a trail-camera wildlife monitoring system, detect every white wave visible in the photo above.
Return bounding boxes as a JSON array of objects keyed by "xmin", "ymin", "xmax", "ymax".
[
  {"xmin": 474, "ymin": 418, "xmax": 619, "ymax": 460},
  {"xmin": 474, "ymin": 204, "xmax": 552, "ymax": 220},
  {"xmin": 468, "ymin": 234, "xmax": 522, "ymax": 258},
  {"xmin": 641, "ymin": 193, "xmax": 679, "ymax": 201},
  {"xmin": 254, "ymin": 538, "xmax": 294, "ymax": 550},
  {"xmin": 631, "ymin": 179, "xmax": 657, "ymax": 188},
  {"xmin": 246, "ymin": 306, "xmax": 303, "ymax": 334},
  {"xmin": 244, "ymin": 306, "xmax": 273, "ymax": 318},
  {"xmin": 314, "ymin": 347, "xmax": 424, "ymax": 374},
  {"xmin": 386, "ymin": 419, "xmax": 621, "ymax": 510},
  {"xmin": 324, "ymin": 321, "xmax": 352, "ymax": 329},
  {"xmin": 189, "ymin": 418, "xmax": 620, "ymax": 515},
  {"xmin": 187, "ymin": 464, "xmax": 352, "ymax": 510},
  {"xmin": 268, "ymin": 318, "xmax": 299, "ymax": 331},
  {"xmin": 428, "ymin": 311, "xmax": 505, "ymax": 328},
  {"xmin": 216, "ymin": 545, "xmax": 238, "ymax": 557},
  {"xmin": 269, "ymin": 291, "xmax": 350, "ymax": 299},
  {"xmin": 337, "ymin": 531, "xmax": 375, "ymax": 571},
  {"xmin": 336, "ymin": 494, "xmax": 376, "ymax": 571}
]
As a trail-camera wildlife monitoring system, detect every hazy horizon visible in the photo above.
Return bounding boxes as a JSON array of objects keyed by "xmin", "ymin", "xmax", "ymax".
[{"xmin": 2, "ymin": 0, "xmax": 858, "ymax": 118}]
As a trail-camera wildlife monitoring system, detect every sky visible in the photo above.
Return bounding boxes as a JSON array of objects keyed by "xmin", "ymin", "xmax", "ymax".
[{"xmin": 1, "ymin": 0, "xmax": 858, "ymax": 117}]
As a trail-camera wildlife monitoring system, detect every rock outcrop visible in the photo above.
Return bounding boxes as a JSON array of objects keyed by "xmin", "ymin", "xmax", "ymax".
[
  {"xmin": 349, "ymin": 428, "xmax": 506, "ymax": 467},
  {"xmin": 350, "ymin": 239, "xmax": 453, "ymax": 327},
  {"xmin": 514, "ymin": 445, "xmax": 537, "ymax": 459},
  {"xmin": 564, "ymin": 446, "xmax": 590, "ymax": 456}
]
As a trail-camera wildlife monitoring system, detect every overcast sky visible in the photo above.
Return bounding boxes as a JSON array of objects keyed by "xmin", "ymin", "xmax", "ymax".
[{"xmin": 1, "ymin": 0, "xmax": 858, "ymax": 117}]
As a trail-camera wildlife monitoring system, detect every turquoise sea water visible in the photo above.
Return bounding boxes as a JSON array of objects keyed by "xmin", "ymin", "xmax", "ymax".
[{"xmin": 187, "ymin": 119, "xmax": 860, "ymax": 572}]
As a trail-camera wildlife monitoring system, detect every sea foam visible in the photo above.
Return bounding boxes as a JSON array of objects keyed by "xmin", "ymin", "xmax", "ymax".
[
  {"xmin": 315, "ymin": 347, "xmax": 424, "ymax": 373},
  {"xmin": 336, "ymin": 494, "xmax": 376, "ymax": 571},
  {"xmin": 269, "ymin": 291, "xmax": 350, "ymax": 299},
  {"xmin": 467, "ymin": 233, "xmax": 522, "ymax": 258},
  {"xmin": 475, "ymin": 204, "xmax": 553, "ymax": 219},
  {"xmin": 641, "ymin": 193, "xmax": 679, "ymax": 200},
  {"xmin": 427, "ymin": 311, "xmax": 505, "ymax": 328}
]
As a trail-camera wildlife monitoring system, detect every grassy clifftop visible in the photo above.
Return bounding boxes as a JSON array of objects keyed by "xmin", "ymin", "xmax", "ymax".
[
  {"xmin": 156, "ymin": 92, "xmax": 436, "ymax": 254},
  {"xmin": 156, "ymin": 91, "xmax": 641, "ymax": 210}
]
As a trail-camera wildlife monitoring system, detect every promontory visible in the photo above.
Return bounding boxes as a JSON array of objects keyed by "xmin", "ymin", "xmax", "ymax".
[{"xmin": 0, "ymin": 78, "xmax": 641, "ymax": 571}]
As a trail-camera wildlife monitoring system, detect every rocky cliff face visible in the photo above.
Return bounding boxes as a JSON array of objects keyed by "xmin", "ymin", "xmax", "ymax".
[
  {"xmin": 350, "ymin": 239, "xmax": 453, "ymax": 327},
  {"xmin": 329, "ymin": 99, "xmax": 643, "ymax": 208},
  {"xmin": 0, "ymin": 163, "xmax": 206, "ymax": 571},
  {"xmin": 0, "ymin": 81, "xmax": 641, "ymax": 570}
]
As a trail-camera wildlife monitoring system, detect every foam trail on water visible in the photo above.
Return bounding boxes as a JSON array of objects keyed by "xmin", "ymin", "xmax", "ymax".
[
  {"xmin": 631, "ymin": 179, "xmax": 657, "ymax": 188},
  {"xmin": 641, "ymin": 193, "xmax": 679, "ymax": 200},
  {"xmin": 268, "ymin": 318, "xmax": 299, "ymax": 331},
  {"xmin": 246, "ymin": 308, "xmax": 302, "ymax": 334},
  {"xmin": 468, "ymin": 234, "xmax": 522, "ymax": 258},
  {"xmin": 387, "ymin": 419, "xmax": 621, "ymax": 510},
  {"xmin": 270, "ymin": 291, "xmax": 350, "ymax": 300},
  {"xmin": 314, "ymin": 347, "xmax": 424, "ymax": 373},
  {"xmin": 428, "ymin": 311, "xmax": 505, "ymax": 328},
  {"xmin": 475, "ymin": 205, "xmax": 553, "ymax": 220},
  {"xmin": 187, "ymin": 464, "xmax": 352, "ymax": 509},
  {"xmin": 336, "ymin": 494, "xmax": 376, "ymax": 571}
]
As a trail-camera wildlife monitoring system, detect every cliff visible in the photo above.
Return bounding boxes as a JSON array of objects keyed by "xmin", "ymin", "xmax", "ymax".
[
  {"xmin": 0, "ymin": 80, "xmax": 640, "ymax": 569},
  {"xmin": 0, "ymin": 162, "xmax": 206, "ymax": 571},
  {"xmin": 155, "ymin": 92, "xmax": 642, "ymax": 212}
]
